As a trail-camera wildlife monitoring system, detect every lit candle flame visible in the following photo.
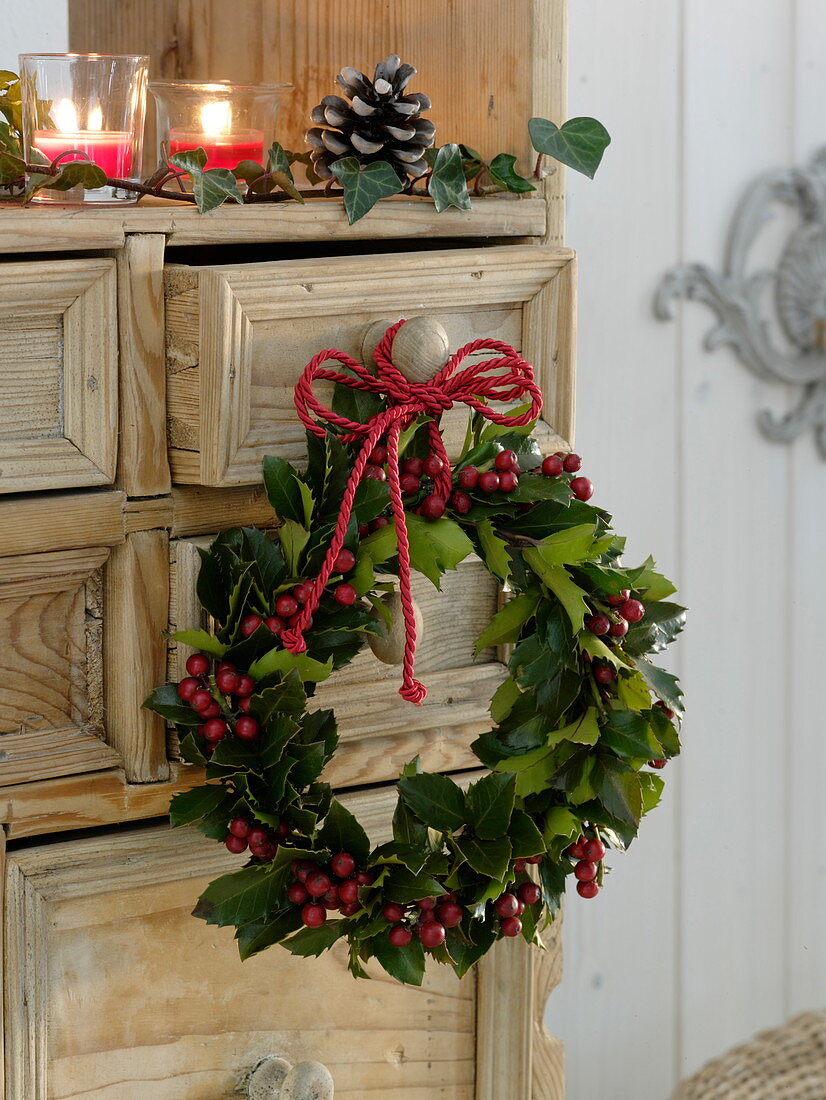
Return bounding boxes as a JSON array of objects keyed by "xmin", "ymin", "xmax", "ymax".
[
  {"xmin": 88, "ymin": 105, "xmax": 103, "ymax": 131},
  {"xmin": 53, "ymin": 98, "xmax": 79, "ymax": 134},
  {"xmin": 200, "ymin": 100, "xmax": 232, "ymax": 136}
]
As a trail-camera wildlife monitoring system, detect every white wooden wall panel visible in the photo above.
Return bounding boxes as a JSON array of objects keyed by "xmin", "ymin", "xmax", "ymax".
[{"xmin": 558, "ymin": 1, "xmax": 826, "ymax": 1097}]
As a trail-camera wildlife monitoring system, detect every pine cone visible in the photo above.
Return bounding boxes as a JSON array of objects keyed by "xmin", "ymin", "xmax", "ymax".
[{"xmin": 306, "ymin": 55, "xmax": 436, "ymax": 182}]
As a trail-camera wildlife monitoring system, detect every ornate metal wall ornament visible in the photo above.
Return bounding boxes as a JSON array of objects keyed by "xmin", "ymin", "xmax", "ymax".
[{"xmin": 655, "ymin": 148, "xmax": 826, "ymax": 456}]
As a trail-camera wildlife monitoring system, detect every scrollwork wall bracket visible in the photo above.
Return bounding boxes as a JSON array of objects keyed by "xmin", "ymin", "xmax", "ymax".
[{"xmin": 655, "ymin": 148, "xmax": 826, "ymax": 456}]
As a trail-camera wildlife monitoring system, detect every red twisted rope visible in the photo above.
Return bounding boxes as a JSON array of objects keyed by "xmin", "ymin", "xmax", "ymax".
[{"xmin": 281, "ymin": 319, "xmax": 543, "ymax": 705}]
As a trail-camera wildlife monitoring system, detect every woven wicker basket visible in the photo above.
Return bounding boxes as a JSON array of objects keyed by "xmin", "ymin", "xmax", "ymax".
[{"xmin": 672, "ymin": 1012, "xmax": 826, "ymax": 1099}]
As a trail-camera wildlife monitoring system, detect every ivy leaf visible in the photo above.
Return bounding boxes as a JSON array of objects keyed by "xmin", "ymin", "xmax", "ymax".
[
  {"xmin": 0, "ymin": 150, "xmax": 24, "ymax": 183},
  {"xmin": 487, "ymin": 153, "xmax": 536, "ymax": 194},
  {"xmin": 592, "ymin": 757, "xmax": 644, "ymax": 827},
  {"xmin": 47, "ymin": 161, "xmax": 107, "ymax": 191},
  {"xmin": 454, "ymin": 836, "xmax": 512, "ymax": 880},
  {"xmin": 630, "ymin": 656, "xmax": 685, "ymax": 717},
  {"xmin": 171, "ymin": 629, "xmax": 227, "ymax": 658},
  {"xmin": 319, "ymin": 800, "xmax": 371, "ymax": 865},
  {"xmin": 262, "ymin": 456, "xmax": 306, "ymax": 523},
  {"xmin": 142, "ymin": 683, "xmax": 200, "ymax": 726},
  {"xmin": 193, "ymin": 866, "xmax": 284, "ymax": 927},
  {"xmin": 247, "ymin": 648, "xmax": 333, "ymax": 684},
  {"xmin": 528, "ymin": 116, "xmax": 611, "ymax": 179},
  {"xmin": 406, "ymin": 514, "xmax": 474, "ymax": 588},
  {"xmin": 169, "ymin": 784, "xmax": 230, "ymax": 827},
  {"xmin": 466, "ymin": 773, "xmax": 516, "ymax": 839},
  {"xmin": 329, "ymin": 156, "xmax": 404, "ymax": 224},
  {"xmin": 195, "ymin": 168, "xmax": 243, "ymax": 212},
  {"xmin": 428, "ymin": 143, "xmax": 472, "ymax": 212},
  {"xmin": 372, "ymin": 934, "xmax": 426, "ymax": 986},
  {"xmin": 476, "ymin": 518, "xmax": 512, "ymax": 583},
  {"xmin": 474, "ymin": 593, "xmax": 538, "ymax": 656},
  {"xmin": 283, "ymin": 920, "xmax": 346, "ymax": 958},
  {"xmin": 397, "ymin": 772, "xmax": 466, "ymax": 833},
  {"xmin": 236, "ymin": 907, "xmax": 303, "ymax": 961},
  {"xmin": 266, "ymin": 142, "xmax": 304, "ymax": 201}
]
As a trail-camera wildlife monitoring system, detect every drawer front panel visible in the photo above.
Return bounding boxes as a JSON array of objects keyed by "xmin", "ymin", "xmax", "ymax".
[
  {"xmin": 166, "ymin": 245, "xmax": 576, "ymax": 487},
  {"xmin": 168, "ymin": 537, "xmax": 505, "ymax": 786},
  {"xmin": 0, "ymin": 259, "xmax": 118, "ymax": 493},
  {"xmin": 4, "ymin": 789, "xmax": 482, "ymax": 1099}
]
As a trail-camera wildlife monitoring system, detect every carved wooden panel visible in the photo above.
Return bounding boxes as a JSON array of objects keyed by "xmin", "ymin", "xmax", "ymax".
[
  {"xmin": 165, "ymin": 245, "xmax": 576, "ymax": 486},
  {"xmin": 0, "ymin": 259, "xmax": 118, "ymax": 493}
]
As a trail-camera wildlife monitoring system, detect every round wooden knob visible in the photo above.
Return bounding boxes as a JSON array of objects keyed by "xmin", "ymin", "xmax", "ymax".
[
  {"xmin": 391, "ymin": 315, "xmax": 450, "ymax": 383},
  {"xmin": 360, "ymin": 318, "xmax": 394, "ymax": 368},
  {"xmin": 368, "ymin": 590, "xmax": 424, "ymax": 665},
  {"xmin": 280, "ymin": 1062, "xmax": 334, "ymax": 1100},
  {"xmin": 248, "ymin": 1057, "xmax": 292, "ymax": 1099}
]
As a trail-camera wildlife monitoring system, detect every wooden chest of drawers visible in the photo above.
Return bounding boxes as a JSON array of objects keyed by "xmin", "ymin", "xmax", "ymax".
[{"xmin": 0, "ymin": 3, "xmax": 572, "ymax": 1095}]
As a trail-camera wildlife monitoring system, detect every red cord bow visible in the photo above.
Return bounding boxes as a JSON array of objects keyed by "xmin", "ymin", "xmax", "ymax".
[{"xmin": 281, "ymin": 319, "xmax": 543, "ymax": 705}]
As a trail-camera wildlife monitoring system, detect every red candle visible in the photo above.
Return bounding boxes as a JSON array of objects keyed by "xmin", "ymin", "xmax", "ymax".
[
  {"xmin": 33, "ymin": 130, "xmax": 133, "ymax": 178},
  {"xmin": 168, "ymin": 129, "xmax": 265, "ymax": 170}
]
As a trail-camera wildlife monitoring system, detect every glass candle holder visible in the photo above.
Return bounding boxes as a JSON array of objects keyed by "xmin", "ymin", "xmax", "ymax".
[
  {"xmin": 19, "ymin": 53, "xmax": 148, "ymax": 204},
  {"xmin": 149, "ymin": 80, "xmax": 292, "ymax": 175}
]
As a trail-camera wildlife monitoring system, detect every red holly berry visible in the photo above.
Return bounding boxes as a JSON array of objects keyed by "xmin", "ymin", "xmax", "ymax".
[
  {"xmin": 400, "ymin": 473, "xmax": 420, "ymax": 495},
  {"xmin": 621, "ymin": 598, "xmax": 645, "ymax": 624},
  {"xmin": 248, "ymin": 827, "xmax": 269, "ymax": 848},
  {"xmin": 576, "ymin": 880, "xmax": 600, "ymax": 899},
  {"xmin": 418, "ymin": 921, "xmax": 446, "ymax": 948},
  {"xmin": 382, "ymin": 902, "xmax": 405, "ymax": 923},
  {"xmin": 498, "ymin": 470, "xmax": 519, "ymax": 493},
  {"xmin": 607, "ymin": 589, "xmax": 630, "ymax": 607},
  {"xmin": 478, "ymin": 471, "xmax": 500, "ymax": 492},
  {"xmin": 574, "ymin": 860, "xmax": 598, "ymax": 883},
  {"xmin": 457, "ymin": 466, "xmax": 479, "ymax": 490},
  {"xmin": 177, "ymin": 677, "xmax": 200, "ymax": 702},
  {"xmin": 571, "ymin": 476, "xmax": 594, "ymax": 501},
  {"xmin": 515, "ymin": 899, "xmax": 526, "ymax": 916},
  {"xmin": 450, "ymin": 490, "xmax": 472, "ymax": 514},
  {"xmin": 494, "ymin": 893, "xmax": 520, "ymax": 918},
  {"xmin": 423, "ymin": 454, "xmax": 443, "ymax": 478},
  {"xmin": 517, "ymin": 882, "xmax": 541, "ymax": 906},
  {"xmin": 238, "ymin": 696, "xmax": 252, "ymax": 713},
  {"xmin": 587, "ymin": 613, "xmax": 611, "ymax": 636},
  {"xmin": 301, "ymin": 903, "xmax": 327, "ymax": 928},
  {"xmin": 568, "ymin": 837, "xmax": 587, "ymax": 860},
  {"xmin": 593, "ymin": 663, "xmax": 615, "ymax": 685},
  {"xmin": 190, "ymin": 689, "xmax": 213, "ymax": 712},
  {"xmin": 215, "ymin": 668, "xmax": 240, "ymax": 694},
  {"xmin": 292, "ymin": 860, "xmax": 315, "ymax": 883},
  {"xmin": 649, "ymin": 759, "xmax": 667, "ymax": 770},
  {"xmin": 235, "ymin": 674, "xmax": 255, "ymax": 698},
  {"xmin": 200, "ymin": 702, "xmax": 221, "ymax": 719},
  {"xmin": 228, "ymin": 817, "xmax": 251, "ymax": 838},
  {"xmin": 340, "ymin": 901, "xmax": 361, "ymax": 916},
  {"xmin": 513, "ymin": 858, "xmax": 527, "ymax": 873},
  {"xmin": 364, "ymin": 464, "xmax": 386, "ymax": 481},
  {"xmin": 526, "ymin": 854, "xmax": 543, "ymax": 865},
  {"xmin": 276, "ymin": 820, "xmax": 290, "ymax": 839},
  {"xmin": 234, "ymin": 716, "xmax": 260, "ymax": 741},
  {"xmin": 216, "ymin": 661, "xmax": 235, "ymax": 673},
  {"xmin": 389, "ymin": 925, "xmax": 413, "ymax": 946},
  {"xmin": 369, "ymin": 444, "xmax": 388, "ymax": 466},
  {"xmin": 402, "ymin": 456, "xmax": 424, "ymax": 476},
  {"xmin": 240, "ymin": 614, "xmax": 263, "ymax": 637},
  {"xmin": 264, "ymin": 615, "xmax": 285, "ymax": 636},
  {"xmin": 333, "ymin": 549, "xmax": 356, "ymax": 574},
  {"xmin": 356, "ymin": 870, "xmax": 374, "ymax": 886},
  {"xmin": 418, "ymin": 908, "xmax": 436, "ymax": 924},
  {"xmin": 609, "ymin": 617, "xmax": 629, "ymax": 639},
  {"xmin": 582, "ymin": 838, "xmax": 606, "ymax": 862},
  {"xmin": 541, "ymin": 454, "xmax": 564, "ymax": 477},
  {"xmin": 288, "ymin": 881, "xmax": 309, "ymax": 905},
  {"xmin": 202, "ymin": 718, "xmax": 228, "ymax": 743},
  {"xmin": 293, "ymin": 582, "xmax": 313, "ymax": 604},
  {"xmin": 421, "ymin": 494, "xmax": 446, "ymax": 520},
  {"xmin": 563, "ymin": 453, "xmax": 582, "ymax": 473},
  {"xmin": 369, "ymin": 516, "xmax": 389, "ymax": 533},
  {"xmin": 338, "ymin": 879, "xmax": 359, "ymax": 906},
  {"xmin": 495, "ymin": 449, "xmax": 517, "ymax": 471},
  {"xmin": 275, "ymin": 594, "xmax": 299, "ymax": 619},
  {"xmin": 334, "ymin": 583, "xmax": 358, "ymax": 607},
  {"xmin": 501, "ymin": 916, "xmax": 522, "ymax": 938},
  {"xmin": 435, "ymin": 901, "xmax": 463, "ymax": 928},
  {"xmin": 185, "ymin": 653, "xmax": 209, "ymax": 677},
  {"xmin": 322, "ymin": 885, "xmax": 340, "ymax": 910},
  {"xmin": 654, "ymin": 700, "xmax": 676, "ymax": 719},
  {"xmin": 417, "ymin": 897, "xmax": 437, "ymax": 910},
  {"xmin": 306, "ymin": 871, "xmax": 332, "ymax": 898},
  {"xmin": 330, "ymin": 852, "xmax": 356, "ymax": 879},
  {"xmin": 225, "ymin": 834, "xmax": 248, "ymax": 854}
]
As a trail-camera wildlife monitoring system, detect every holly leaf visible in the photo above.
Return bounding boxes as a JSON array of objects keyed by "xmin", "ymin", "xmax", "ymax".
[
  {"xmin": 592, "ymin": 756, "xmax": 644, "ymax": 827},
  {"xmin": 329, "ymin": 156, "xmax": 404, "ymax": 224},
  {"xmin": 262, "ymin": 456, "xmax": 306, "ymax": 523},
  {"xmin": 277, "ymin": 518, "xmax": 310, "ymax": 574},
  {"xmin": 474, "ymin": 593, "xmax": 538, "ymax": 655},
  {"xmin": 600, "ymin": 711, "xmax": 662, "ymax": 762},
  {"xmin": 490, "ymin": 677, "xmax": 522, "ymax": 723},
  {"xmin": 466, "ymin": 773, "xmax": 516, "ymax": 839},
  {"xmin": 538, "ymin": 859, "xmax": 567, "ymax": 918},
  {"xmin": 476, "ymin": 518, "xmax": 512, "ymax": 583},
  {"xmin": 630, "ymin": 656, "xmax": 685, "ymax": 717},
  {"xmin": 169, "ymin": 784, "xmax": 230, "ymax": 827},
  {"xmin": 392, "ymin": 797, "xmax": 429, "ymax": 847},
  {"xmin": 171, "ymin": 629, "xmax": 228, "ymax": 658},
  {"xmin": 623, "ymin": 600, "xmax": 687, "ymax": 657},
  {"xmin": 523, "ymin": 548, "xmax": 589, "ymax": 632},
  {"xmin": 142, "ymin": 683, "xmax": 201, "ymax": 726},
  {"xmin": 627, "ymin": 556, "xmax": 677, "ymax": 601},
  {"xmin": 508, "ymin": 809, "xmax": 546, "ymax": 858},
  {"xmin": 247, "ymin": 648, "xmax": 333, "ymax": 684},
  {"xmin": 282, "ymin": 920, "xmax": 346, "ymax": 958},
  {"xmin": 428, "ymin": 142, "xmax": 472, "ymax": 212},
  {"xmin": 371, "ymin": 934, "xmax": 426, "ymax": 986},
  {"xmin": 487, "ymin": 153, "xmax": 536, "ymax": 194},
  {"xmin": 236, "ymin": 907, "xmax": 303, "ymax": 961},
  {"xmin": 319, "ymin": 799, "xmax": 371, "ymax": 865},
  {"xmin": 397, "ymin": 772, "xmax": 466, "ymax": 833},
  {"xmin": 528, "ymin": 116, "xmax": 611, "ymax": 179},
  {"xmin": 454, "ymin": 836, "xmax": 512, "ymax": 880},
  {"xmin": 381, "ymin": 866, "xmax": 447, "ymax": 905},
  {"xmin": 406, "ymin": 514, "xmax": 474, "ymax": 588},
  {"xmin": 193, "ymin": 866, "xmax": 284, "ymax": 927}
]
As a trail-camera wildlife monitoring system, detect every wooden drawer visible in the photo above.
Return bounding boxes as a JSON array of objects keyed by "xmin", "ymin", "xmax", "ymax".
[
  {"xmin": 2, "ymin": 785, "xmax": 562, "ymax": 1099},
  {"xmin": 0, "ymin": 259, "xmax": 118, "ymax": 493},
  {"xmin": 165, "ymin": 245, "xmax": 576, "ymax": 487},
  {"xmin": 169, "ymin": 537, "xmax": 505, "ymax": 786}
]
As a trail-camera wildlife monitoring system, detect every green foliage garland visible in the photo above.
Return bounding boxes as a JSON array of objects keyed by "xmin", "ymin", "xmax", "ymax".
[{"xmin": 145, "ymin": 399, "xmax": 685, "ymax": 987}]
